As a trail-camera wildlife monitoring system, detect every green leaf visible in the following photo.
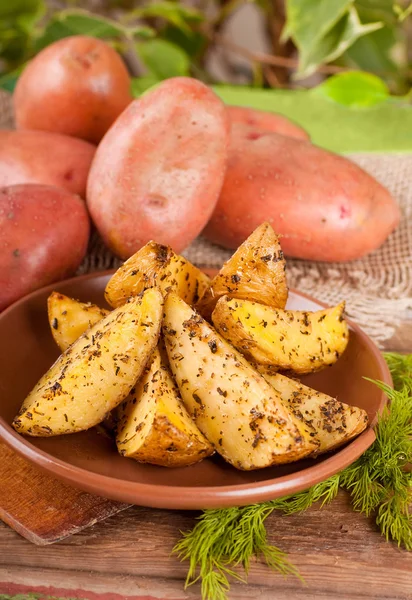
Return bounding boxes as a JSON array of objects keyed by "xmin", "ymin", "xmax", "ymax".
[
  {"xmin": 0, "ymin": 64, "xmax": 25, "ymax": 91},
  {"xmin": 133, "ymin": 1, "xmax": 204, "ymax": 32},
  {"xmin": 344, "ymin": 25, "xmax": 403, "ymax": 72},
  {"xmin": 355, "ymin": 0, "xmax": 397, "ymax": 24},
  {"xmin": 393, "ymin": 1, "xmax": 412, "ymax": 21},
  {"xmin": 0, "ymin": 0, "xmax": 45, "ymax": 65},
  {"xmin": 162, "ymin": 25, "xmax": 207, "ymax": 58},
  {"xmin": 35, "ymin": 10, "xmax": 154, "ymax": 51},
  {"xmin": 130, "ymin": 75, "xmax": 162, "ymax": 97},
  {"xmin": 283, "ymin": 0, "xmax": 352, "ymax": 50},
  {"xmin": 0, "ymin": 0, "xmax": 45, "ymax": 27},
  {"xmin": 343, "ymin": 24, "xmax": 408, "ymax": 93},
  {"xmin": 295, "ymin": 6, "xmax": 383, "ymax": 78},
  {"xmin": 137, "ymin": 39, "xmax": 190, "ymax": 79},
  {"xmin": 313, "ymin": 71, "xmax": 390, "ymax": 107},
  {"xmin": 51, "ymin": 10, "xmax": 127, "ymax": 37}
]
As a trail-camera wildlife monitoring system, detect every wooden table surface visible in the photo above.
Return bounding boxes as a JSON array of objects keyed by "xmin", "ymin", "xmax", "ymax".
[{"xmin": 1, "ymin": 318, "xmax": 411, "ymax": 600}]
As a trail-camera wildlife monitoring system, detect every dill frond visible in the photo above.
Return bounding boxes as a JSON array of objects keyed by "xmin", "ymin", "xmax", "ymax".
[
  {"xmin": 174, "ymin": 353, "xmax": 412, "ymax": 600},
  {"xmin": 272, "ymin": 473, "xmax": 341, "ymax": 515},
  {"xmin": 344, "ymin": 379, "xmax": 412, "ymax": 546},
  {"xmin": 173, "ymin": 503, "xmax": 301, "ymax": 599},
  {"xmin": 219, "ymin": 502, "xmax": 301, "ymax": 578},
  {"xmin": 384, "ymin": 352, "xmax": 412, "ymax": 390},
  {"xmin": 376, "ymin": 490, "xmax": 412, "ymax": 550},
  {"xmin": 340, "ymin": 457, "xmax": 385, "ymax": 515},
  {"xmin": 200, "ymin": 567, "xmax": 233, "ymax": 600},
  {"xmin": 174, "ymin": 507, "xmax": 242, "ymax": 586}
]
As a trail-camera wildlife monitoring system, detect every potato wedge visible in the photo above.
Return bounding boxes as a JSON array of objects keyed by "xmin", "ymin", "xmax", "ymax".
[
  {"xmin": 13, "ymin": 288, "xmax": 163, "ymax": 436},
  {"xmin": 105, "ymin": 241, "xmax": 210, "ymax": 308},
  {"xmin": 212, "ymin": 296, "xmax": 349, "ymax": 374},
  {"xmin": 48, "ymin": 292, "xmax": 109, "ymax": 351},
  {"xmin": 163, "ymin": 293, "xmax": 318, "ymax": 470},
  {"xmin": 116, "ymin": 347, "xmax": 214, "ymax": 467},
  {"xmin": 196, "ymin": 222, "xmax": 288, "ymax": 320},
  {"xmin": 257, "ymin": 366, "xmax": 368, "ymax": 454}
]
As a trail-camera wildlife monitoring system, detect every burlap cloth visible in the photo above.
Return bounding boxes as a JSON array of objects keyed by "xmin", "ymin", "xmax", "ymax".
[{"xmin": 1, "ymin": 90, "xmax": 411, "ymax": 347}]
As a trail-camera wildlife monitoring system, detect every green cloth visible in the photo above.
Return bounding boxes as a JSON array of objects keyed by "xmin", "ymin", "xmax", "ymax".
[{"xmin": 216, "ymin": 86, "xmax": 412, "ymax": 153}]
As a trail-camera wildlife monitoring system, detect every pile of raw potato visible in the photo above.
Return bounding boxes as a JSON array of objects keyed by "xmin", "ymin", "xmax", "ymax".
[
  {"xmin": 13, "ymin": 223, "xmax": 369, "ymax": 470},
  {"xmin": 0, "ymin": 35, "xmax": 400, "ymax": 314}
]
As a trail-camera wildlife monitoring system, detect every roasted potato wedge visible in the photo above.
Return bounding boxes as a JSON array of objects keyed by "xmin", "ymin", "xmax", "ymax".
[
  {"xmin": 196, "ymin": 222, "xmax": 288, "ymax": 320},
  {"xmin": 13, "ymin": 288, "xmax": 163, "ymax": 436},
  {"xmin": 163, "ymin": 293, "xmax": 318, "ymax": 470},
  {"xmin": 212, "ymin": 297, "xmax": 349, "ymax": 374},
  {"xmin": 257, "ymin": 366, "xmax": 368, "ymax": 454},
  {"xmin": 105, "ymin": 241, "xmax": 210, "ymax": 308},
  {"xmin": 48, "ymin": 292, "xmax": 109, "ymax": 351},
  {"xmin": 116, "ymin": 346, "xmax": 214, "ymax": 467}
]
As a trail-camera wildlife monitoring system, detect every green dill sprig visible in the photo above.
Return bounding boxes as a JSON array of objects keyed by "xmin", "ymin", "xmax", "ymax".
[
  {"xmin": 272, "ymin": 471, "xmax": 341, "ymax": 514},
  {"xmin": 342, "ymin": 380, "xmax": 412, "ymax": 548},
  {"xmin": 174, "ymin": 504, "xmax": 301, "ymax": 600},
  {"xmin": 174, "ymin": 353, "xmax": 412, "ymax": 600},
  {"xmin": 384, "ymin": 352, "xmax": 412, "ymax": 390}
]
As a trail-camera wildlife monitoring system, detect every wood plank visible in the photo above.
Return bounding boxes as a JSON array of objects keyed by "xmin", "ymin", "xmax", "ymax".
[
  {"xmin": 0, "ymin": 492, "xmax": 410, "ymax": 599},
  {"xmin": 0, "ymin": 441, "xmax": 128, "ymax": 545}
]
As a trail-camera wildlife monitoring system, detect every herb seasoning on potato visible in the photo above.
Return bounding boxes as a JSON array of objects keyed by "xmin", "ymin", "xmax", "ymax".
[
  {"xmin": 48, "ymin": 292, "xmax": 109, "ymax": 352},
  {"xmin": 116, "ymin": 346, "xmax": 214, "ymax": 467},
  {"xmin": 11, "ymin": 222, "xmax": 369, "ymax": 471},
  {"xmin": 163, "ymin": 293, "xmax": 318, "ymax": 470},
  {"xmin": 196, "ymin": 222, "xmax": 288, "ymax": 320},
  {"xmin": 256, "ymin": 365, "xmax": 368, "ymax": 454},
  {"xmin": 13, "ymin": 289, "xmax": 163, "ymax": 436},
  {"xmin": 212, "ymin": 296, "xmax": 349, "ymax": 373},
  {"xmin": 105, "ymin": 241, "xmax": 210, "ymax": 308}
]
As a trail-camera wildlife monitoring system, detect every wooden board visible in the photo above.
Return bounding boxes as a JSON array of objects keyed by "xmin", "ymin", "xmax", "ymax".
[
  {"xmin": 0, "ymin": 441, "xmax": 129, "ymax": 545},
  {"xmin": 0, "ymin": 491, "xmax": 411, "ymax": 600}
]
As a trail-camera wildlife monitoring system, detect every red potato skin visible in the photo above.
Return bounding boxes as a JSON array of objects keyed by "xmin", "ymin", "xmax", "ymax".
[
  {"xmin": 228, "ymin": 106, "xmax": 309, "ymax": 140},
  {"xmin": 0, "ymin": 185, "xmax": 90, "ymax": 311},
  {"xmin": 87, "ymin": 77, "xmax": 229, "ymax": 259},
  {"xmin": 204, "ymin": 126, "xmax": 400, "ymax": 262},
  {"xmin": 14, "ymin": 36, "xmax": 132, "ymax": 144},
  {"xmin": 0, "ymin": 130, "xmax": 95, "ymax": 198}
]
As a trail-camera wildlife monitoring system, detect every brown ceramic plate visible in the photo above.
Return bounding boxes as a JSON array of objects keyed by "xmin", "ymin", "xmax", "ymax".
[{"xmin": 0, "ymin": 271, "xmax": 391, "ymax": 509}]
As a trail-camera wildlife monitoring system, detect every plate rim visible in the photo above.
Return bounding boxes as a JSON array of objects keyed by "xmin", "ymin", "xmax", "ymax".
[{"xmin": 0, "ymin": 270, "xmax": 392, "ymax": 509}]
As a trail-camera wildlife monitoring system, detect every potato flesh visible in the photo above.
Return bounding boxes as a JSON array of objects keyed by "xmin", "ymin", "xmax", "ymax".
[
  {"xmin": 48, "ymin": 292, "xmax": 109, "ymax": 351},
  {"xmin": 13, "ymin": 288, "xmax": 163, "ymax": 436},
  {"xmin": 196, "ymin": 222, "xmax": 288, "ymax": 320},
  {"xmin": 257, "ymin": 366, "xmax": 368, "ymax": 454},
  {"xmin": 212, "ymin": 297, "xmax": 349, "ymax": 374},
  {"xmin": 163, "ymin": 294, "xmax": 318, "ymax": 470},
  {"xmin": 105, "ymin": 241, "xmax": 210, "ymax": 308},
  {"xmin": 116, "ymin": 347, "xmax": 214, "ymax": 467}
]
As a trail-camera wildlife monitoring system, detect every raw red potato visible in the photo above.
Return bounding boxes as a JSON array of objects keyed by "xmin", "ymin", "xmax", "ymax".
[
  {"xmin": 87, "ymin": 76, "xmax": 229, "ymax": 259},
  {"xmin": 228, "ymin": 106, "xmax": 309, "ymax": 140},
  {"xmin": 204, "ymin": 125, "xmax": 400, "ymax": 262},
  {"xmin": 14, "ymin": 36, "xmax": 132, "ymax": 144},
  {"xmin": 0, "ymin": 184, "xmax": 90, "ymax": 311},
  {"xmin": 0, "ymin": 130, "xmax": 95, "ymax": 198}
]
